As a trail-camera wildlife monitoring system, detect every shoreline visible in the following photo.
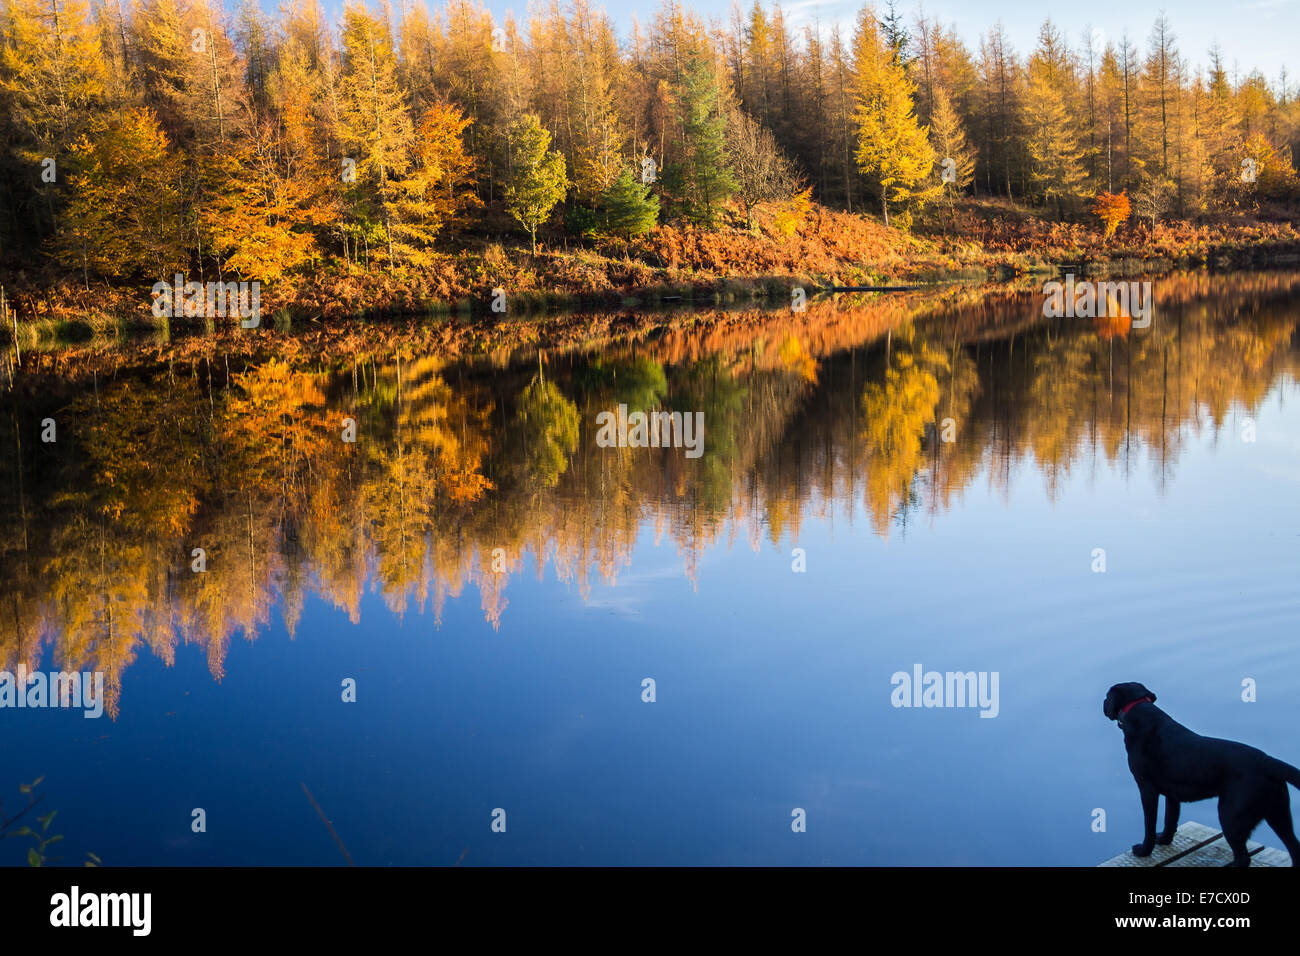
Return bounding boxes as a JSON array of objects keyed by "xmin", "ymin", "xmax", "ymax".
[
  {"xmin": 5, "ymin": 268, "xmax": 1299, "ymax": 386},
  {"xmin": 4, "ymin": 201, "xmax": 1300, "ymax": 341}
]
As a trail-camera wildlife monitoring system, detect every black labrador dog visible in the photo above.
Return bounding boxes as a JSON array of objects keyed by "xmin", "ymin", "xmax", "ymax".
[{"xmin": 1104, "ymin": 682, "xmax": 1300, "ymax": 866}]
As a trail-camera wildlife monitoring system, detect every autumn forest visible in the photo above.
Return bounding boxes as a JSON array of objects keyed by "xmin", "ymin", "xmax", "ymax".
[{"xmin": 1, "ymin": 0, "xmax": 1299, "ymax": 323}]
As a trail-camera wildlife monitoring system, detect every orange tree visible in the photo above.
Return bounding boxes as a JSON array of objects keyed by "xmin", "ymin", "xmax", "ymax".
[{"xmin": 1092, "ymin": 191, "xmax": 1131, "ymax": 240}]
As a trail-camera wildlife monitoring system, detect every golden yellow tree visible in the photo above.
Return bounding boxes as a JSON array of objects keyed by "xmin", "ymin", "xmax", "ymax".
[
  {"xmin": 57, "ymin": 108, "xmax": 185, "ymax": 282},
  {"xmin": 387, "ymin": 103, "xmax": 480, "ymax": 265},
  {"xmin": 852, "ymin": 8, "xmax": 939, "ymax": 227},
  {"xmin": 201, "ymin": 122, "xmax": 322, "ymax": 283}
]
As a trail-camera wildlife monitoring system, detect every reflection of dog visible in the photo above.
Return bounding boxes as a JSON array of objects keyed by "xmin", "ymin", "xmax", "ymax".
[{"xmin": 1103, "ymin": 682, "xmax": 1300, "ymax": 866}]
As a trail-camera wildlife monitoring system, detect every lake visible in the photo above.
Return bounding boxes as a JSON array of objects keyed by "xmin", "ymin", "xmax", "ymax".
[{"xmin": 3, "ymin": 269, "xmax": 1299, "ymax": 866}]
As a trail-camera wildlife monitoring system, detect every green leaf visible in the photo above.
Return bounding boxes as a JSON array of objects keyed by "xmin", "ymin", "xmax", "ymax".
[
  {"xmin": 13, "ymin": 826, "xmax": 35, "ymax": 837},
  {"xmin": 27, "ymin": 848, "xmax": 41, "ymax": 867},
  {"xmin": 38, "ymin": 810, "xmax": 56, "ymax": 831},
  {"xmin": 18, "ymin": 785, "xmax": 30, "ymax": 794},
  {"xmin": 31, "ymin": 776, "xmax": 44, "ymax": 788},
  {"xmin": 45, "ymin": 834, "xmax": 63, "ymax": 845},
  {"xmin": 86, "ymin": 852, "xmax": 102, "ymax": 864}
]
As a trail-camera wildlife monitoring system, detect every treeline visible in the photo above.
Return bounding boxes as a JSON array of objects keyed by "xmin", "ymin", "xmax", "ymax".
[{"xmin": 1, "ymin": 0, "xmax": 1298, "ymax": 289}]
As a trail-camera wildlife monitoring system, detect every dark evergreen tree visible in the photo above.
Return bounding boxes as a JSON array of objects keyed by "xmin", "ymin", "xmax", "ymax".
[
  {"xmin": 599, "ymin": 167, "xmax": 660, "ymax": 236},
  {"xmin": 881, "ymin": 0, "xmax": 912, "ymax": 68},
  {"xmin": 662, "ymin": 52, "xmax": 738, "ymax": 226}
]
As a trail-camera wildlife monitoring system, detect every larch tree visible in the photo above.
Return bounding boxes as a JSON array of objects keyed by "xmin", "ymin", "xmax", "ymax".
[
  {"xmin": 766, "ymin": 5, "xmax": 797, "ymax": 144},
  {"xmin": 1201, "ymin": 49, "xmax": 1240, "ymax": 201},
  {"xmin": 279, "ymin": 0, "xmax": 347, "ymax": 258},
  {"xmin": 200, "ymin": 121, "xmax": 321, "ymax": 284},
  {"xmin": 975, "ymin": 22, "xmax": 1023, "ymax": 198},
  {"xmin": 564, "ymin": 1, "xmax": 625, "ymax": 206},
  {"xmin": 1116, "ymin": 32, "xmax": 1141, "ymax": 188},
  {"xmin": 1097, "ymin": 44, "xmax": 1126, "ymax": 192},
  {"xmin": 0, "ymin": 0, "xmax": 108, "ymax": 235},
  {"xmin": 236, "ymin": 0, "xmax": 272, "ymax": 113},
  {"xmin": 131, "ymin": 0, "xmax": 249, "ymax": 278},
  {"xmin": 523, "ymin": 0, "xmax": 624, "ymax": 209},
  {"xmin": 824, "ymin": 25, "xmax": 858, "ymax": 211},
  {"xmin": 1080, "ymin": 24, "xmax": 1102, "ymax": 188},
  {"xmin": 434, "ymin": 0, "xmax": 511, "ymax": 203},
  {"xmin": 57, "ymin": 107, "xmax": 185, "ymax": 282},
  {"xmin": 397, "ymin": 2, "xmax": 442, "ymax": 118},
  {"xmin": 387, "ymin": 103, "xmax": 480, "ymax": 264},
  {"xmin": 133, "ymin": 0, "xmax": 244, "ymax": 148},
  {"xmin": 852, "ymin": 8, "xmax": 938, "ymax": 227},
  {"xmin": 742, "ymin": 1, "xmax": 774, "ymax": 128},
  {"xmin": 1024, "ymin": 49, "xmax": 1086, "ymax": 215},
  {"xmin": 928, "ymin": 85, "xmax": 974, "ymax": 222},
  {"xmin": 1141, "ymin": 15, "xmax": 1179, "ymax": 183},
  {"xmin": 338, "ymin": 3, "xmax": 415, "ymax": 267},
  {"xmin": 912, "ymin": 16, "xmax": 977, "ymax": 127},
  {"xmin": 0, "ymin": 0, "xmax": 107, "ymax": 150}
]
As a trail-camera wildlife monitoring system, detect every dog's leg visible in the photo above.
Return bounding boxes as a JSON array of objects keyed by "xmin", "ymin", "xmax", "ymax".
[
  {"xmin": 1265, "ymin": 810, "xmax": 1300, "ymax": 867},
  {"xmin": 1263, "ymin": 786, "xmax": 1300, "ymax": 866},
  {"xmin": 1157, "ymin": 797, "xmax": 1180, "ymax": 845},
  {"xmin": 1218, "ymin": 801, "xmax": 1253, "ymax": 867},
  {"xmin": 1132, "ymin": 786, "xmax": 1159, "ymax": 857}
]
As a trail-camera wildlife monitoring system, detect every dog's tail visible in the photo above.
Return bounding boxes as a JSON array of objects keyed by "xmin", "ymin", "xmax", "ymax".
[{"xmin": 1266, "ymin": 757, "xmax": 1300, "ymax": 789}]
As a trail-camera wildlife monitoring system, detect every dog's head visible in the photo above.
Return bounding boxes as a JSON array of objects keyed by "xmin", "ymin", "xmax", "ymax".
[{"xmin": 1103, "ymin": 682, "xmax": 1157, "ymax": 722}]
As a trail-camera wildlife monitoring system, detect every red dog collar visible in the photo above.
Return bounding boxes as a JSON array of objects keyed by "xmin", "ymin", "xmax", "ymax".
[{"xmin": 1120, "ymin": 696, "xmax": 1153, "ymax": 716}]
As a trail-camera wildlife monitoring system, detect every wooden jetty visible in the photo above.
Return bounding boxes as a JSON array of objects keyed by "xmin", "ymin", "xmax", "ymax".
[{"xmin": 1099, "ymin": 821, "xmax": 1291, "ymax": 867}]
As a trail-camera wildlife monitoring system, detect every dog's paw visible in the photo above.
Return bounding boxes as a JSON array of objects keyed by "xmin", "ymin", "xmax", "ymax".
[
  {"xmin": 1131, "ymin": 843, "xmax": 1154, "ymax": 857},
  {"xmin": 1155, "ymin": 833, "xmax": 1175, "ymax": 846}
]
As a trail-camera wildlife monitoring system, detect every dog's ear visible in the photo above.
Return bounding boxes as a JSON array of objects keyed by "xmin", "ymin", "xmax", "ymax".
[
  {"xmin": 1134, "ymin": 683, "xmax": 1156, "ymax": 705},
  {"xmin": 1103, "ymin": 686, "xmax": 1118, "ymax": 720}
]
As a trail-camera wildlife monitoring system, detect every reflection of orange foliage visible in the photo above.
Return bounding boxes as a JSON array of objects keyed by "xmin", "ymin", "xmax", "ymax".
[
  {"xmin": 225, "ymin": 358, "xmax": 332, "ymax": 469},
  {"xmin": 1094, "ymin": 312, "xmax": 1131, "ymax": 339},
  {"xmin": 1093, "ymin": 283, "xmax": 1133, "ymax": 339},
  {"xmin": 5, "ymin": 270, "xmax": 1300, "ymax": 716}
]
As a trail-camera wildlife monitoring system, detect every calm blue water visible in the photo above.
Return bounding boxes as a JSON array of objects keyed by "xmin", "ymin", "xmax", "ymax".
[{"xmin": 3, "ymin": 271, "xmax": 1299, "ymax": 865}]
